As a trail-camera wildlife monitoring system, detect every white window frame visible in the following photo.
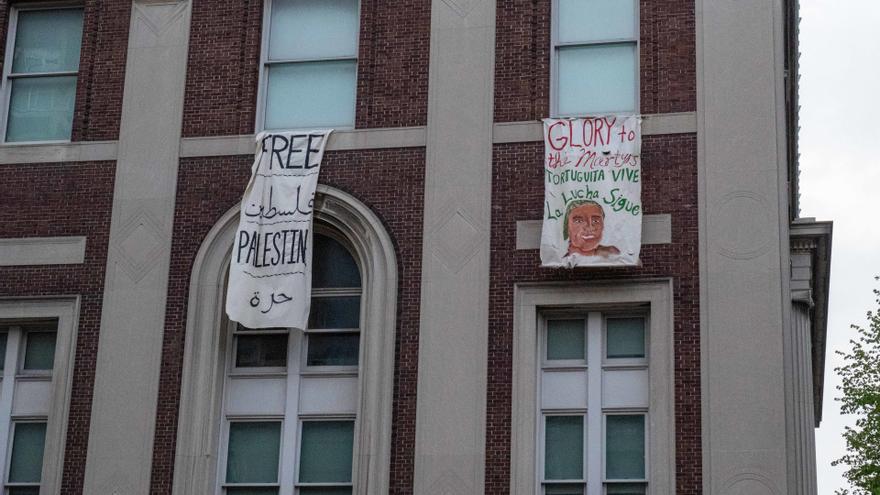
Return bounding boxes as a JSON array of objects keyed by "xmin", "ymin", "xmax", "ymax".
[
  {"xmin": 173, "ymin": 186, "xmax": 397, "ymax": 495},
  {"xmin": 0, "ymin": 2, "xmax": 84, "ymax": 144},
  {"xmin": 0, "ymin": 298, "xmax": 78, "ymax": 495},
  {"xmin": 511, "ymin": 282, "xmax": 674, "ymax": 495},
  {"xmin": 255, "ymin": 0, "xmax": 361, "ymax": 133},
  {"xmin": 549, "ymin": 0, "xmax": 640, "ymax": 117},
  {"xmin": 216, "ymin": 240, "xmax": 363, "ymax": 495},
  {"xmin": 538, "ymin": 311, "xmax": 649, "ymax": 494}
]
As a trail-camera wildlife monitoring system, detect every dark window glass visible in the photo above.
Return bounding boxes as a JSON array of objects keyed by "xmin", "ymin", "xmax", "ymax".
[
  {"xmin": 0, "ymin": 332, "xmax": 7, "ymax": 371},
  {"xmin": 226, "ymin": 488, "xmax": 279, "ymax": 495},
  {"xmin": 307, "ymin": 332, "xmax": 359, "ymax": 366},
  {"xmin": 298, "ymin": 488, "xmax": 352, "ymax": 495},
  {"xmin": 235, "ymin": 334, "xmax": 288, "ymax": 368},
  {"xmin": 606, "ymin": 317, "xmax": 645, "ymax": 359},
  {"xmin": 9, "ymin": 422, "xmax": 46, "ymax": 483},
  {"xmin": 226, "ymin": 422, "xmax": 281, "ymax": 483},
  {"xmin": 298, "ymin": 421, "xmax": 354, "ymax": 483},
  {"xmin": 605, "ymin": 483, "xmax": 647, "ymax": 494},
  {"xmin": 8, "ymin": 488, "xmax": 41, "ymax": 495},
  {"xmin": 23, "ymin": 331, "xmax": 56, "ymax": 371},
  {"xmin": 308, "ymin": 296, "xmax": 360, "ymax": 329},
  {"xmin": 312, "ymin": 234, "xmax": 361, "ymax": 289}
]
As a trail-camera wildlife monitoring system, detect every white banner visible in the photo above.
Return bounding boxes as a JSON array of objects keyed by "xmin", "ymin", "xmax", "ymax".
[
  {"xmin": 226, "ymin": 130, "xmax": 332, "ymax": 329},
  {"xmin": 540, "ymin": 116, "xmax": 642, "ymax": 267}
]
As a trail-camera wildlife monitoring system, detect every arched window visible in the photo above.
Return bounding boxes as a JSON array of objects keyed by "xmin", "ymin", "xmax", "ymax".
[
  {"xmin": 218, "ymin": 231, "xmax": 362, "ymax": 495},
  {"xmin": 174, "ymin": 187, "xmax": 397, "ymax": 495}
]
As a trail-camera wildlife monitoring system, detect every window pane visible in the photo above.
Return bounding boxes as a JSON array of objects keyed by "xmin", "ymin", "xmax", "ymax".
[
  {"xmin": 269, "ymin": 0, "xmax": 358, "ymax": 60},
  {"xmin": 226, "ymin": 489, "xmax": 279, "ymax": 495},
  {"xmin": 8, "ymin": 422, "xmax": 46, "ymax": 483},
  {"xmin": 0, "ymin": 332, "xmax": 7, "ymax": 371},
  {"xmin": 235, "ymin": 334, "xmax": 288, "ymax": 368},
  {"xmin": 6, "ymin": 76, "xmax": 77, "ymax": 142},
  {"xmin": 299, "ymin": 488, "xmax": 353, "ymax": 495},
  {"xmin": 308, "ymin": 296, "xmax": 360, "ymax": 329},
  {"xmin": 546, "ymin": 319, "xmax": 585, "ymax": 361},
  {"xmin": 8, "ymin": 488, "xmax": 40, "ymax": 495},
  {"xmin": 605, "ymin": 483, "xmax": 647, "ymax": 495},
  {"xmin": 606, "ymin": 317, "xmax": 645, "ymax": 358},
  {"xmin": 606, "ymin": 415, "xmax": 645, "ymax": 479},
  {"xmin": 558, "ymin": 0, "xmax": 636, "ymax": 43},
  {"xmin": 23, "ymin": 332, "xmax": 56, "ymax": 371},
  {"xmin": 12, "ymin": 8, "xmax": 83, "ymax": 73},
  {"xmin": 307, "ymin": 332, "xmax": 359, "ymax": 366},
  {"xmin": 264, "ymin": 61, "xmax": 356, "ymax": 130},
  {"xmin": 226, "ymin": 422, "xmax": 281, "ymax": 483},
  {"xmin": 299, "ymin": 421, "xmax": 354, "ymax": 483},
  {"xmin": 312, "ymin": 235, "xmax": 361, "ymax": 289},
  {"xmin": 557, "ymin": 43, "xmax": 636, "ymax": 116},
  {"xmin": 545, "ymin": 416, "xmax": 583, "ymax": 480},
  {"xmin": 544, "ymin": 484, "xmax": 585, "ymax": 495}
]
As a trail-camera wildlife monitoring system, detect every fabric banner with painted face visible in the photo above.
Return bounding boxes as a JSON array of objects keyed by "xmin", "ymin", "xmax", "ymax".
[
  {"xmin": 541, "ymin": 116, "xmax": 642, "ymax": 267},
  {"xmin": 226, "ymin": 130, "xmax": 332, "ymax": 329}
]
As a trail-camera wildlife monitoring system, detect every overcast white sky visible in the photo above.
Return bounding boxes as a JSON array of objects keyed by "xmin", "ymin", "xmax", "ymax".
[{"xmin": 798, "ymin": 0, "xmax": 880, "ymax": 492}]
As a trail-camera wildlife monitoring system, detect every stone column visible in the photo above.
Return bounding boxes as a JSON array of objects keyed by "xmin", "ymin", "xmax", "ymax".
[
  {"xmin": 83, "ymin": 1, "xmax": 192, "ymax": 493},
  {"xmin": 696, "ymin": 0, "xmax": 793, "ymax": 493},
  {"xmin": 413, "ymin": 0, "xmax": 495, "ymax": 492}
]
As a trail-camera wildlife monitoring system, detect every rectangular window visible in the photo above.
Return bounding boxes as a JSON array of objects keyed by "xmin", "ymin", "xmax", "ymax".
[
  {"xmin": 6, "ymin": 421, "xmax": 47, "ymax": 494},
  {"xmin": 2, "ymin": 7, "xmax": 84, "ymax": 142},
  {"xmin": 260, "ymin": 0, "xmax": 359, "ymax": 130},
  {"xmin": 539, "ymin": 311, "xmax": 647, "ymax": 495},
  {"xmin": 305, "ymin": 332, "xmax": 359, "ymax": 367},
  {"xmin": 552, "ymin": 0, "xmax": 637, "ymax": 116},
  {"xmin": 297, "ymin": 420, "xmax": 354, "ymax": 493},
  {"xmin": 545, "ymin": 319, "xmax": 586, "ymax": 362},
  {"xmin": 224, "ymin": 421, "xmax": 282, "ymax": 494},
  {"xmin": 21, "ymin": 329, "xmax": 56, "ymax": 372},
  {"xmin": 604, "ymin": 414, "xmax": 646, "ymax": 493},
  {"xmin": 605, "ymin": 317, "xmax": 645, "ymax": 360},
  {"xmin": 544, "ymin": 415, "xmax": 584, "ymax": 483}
]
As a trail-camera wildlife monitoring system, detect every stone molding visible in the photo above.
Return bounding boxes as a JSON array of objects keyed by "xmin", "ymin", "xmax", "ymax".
[
  {"xmin": 0, "ymin": 297, "xmax": 79, "ymax": 495},
  {"xmin": 0, "ymin": 113, "xmax": 697, "ymax": 165},
  {"xmin": 0, "ymin": 237, "xmax": 86, "ymax": 266},
  {"xmin": 510, "ymin": 281, "xmax": 676, "ymax": 494},
  {"xmin": 172, "ymin": 185, "xmax": 398, "ymax": 495},
  {"xmin": 0, "ymin": 141, "xmax": 117, "ymax": 165}
]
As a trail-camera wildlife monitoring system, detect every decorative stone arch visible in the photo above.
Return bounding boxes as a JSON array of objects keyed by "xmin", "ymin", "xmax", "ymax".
[{"xmin": 172, "ymin": 185, "xmax": 398, "ymax": 495}]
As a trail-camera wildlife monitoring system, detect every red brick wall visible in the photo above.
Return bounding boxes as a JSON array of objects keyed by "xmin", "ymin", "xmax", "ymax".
[
  {"xmin": 149, "ymin": 149, "xmax": 425, "ymax": 494},
  {"xmin": 494, "ymin": 0, "xmax": 696, "ymax": 122},
  {"xmin": 0, "ymin": 0, "xmax": 130, "ymax": 142},
  {"xmin": 181, "ymin": 0, "xmax": 431, "ymax": 137},
  {"xmin": 0, "ymin": 161, "xmax": 115, "ymax": 495},
  {"xmin": 484, "ymin": 134, "xmax": 702, "ymax": 494}
]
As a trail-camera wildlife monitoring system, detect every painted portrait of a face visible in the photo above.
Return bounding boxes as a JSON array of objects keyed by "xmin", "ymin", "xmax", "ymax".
[{"xmin": 563, "ymin": 200, "xmax": 620, "ymax": 258}]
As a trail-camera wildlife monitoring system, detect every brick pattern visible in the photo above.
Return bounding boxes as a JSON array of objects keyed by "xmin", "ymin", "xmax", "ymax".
[
  {"xmin": 148, "ymin": 149, "xmax": 425, "ymax": 494},
  {"xmin": 181, "ymin": 0, "xmax": 431, "ymax": 137},
  {"xmin": 71, "ymin": 0, "xmax": 131, "ymax": 141},
  {"xmin": 0, "ymin": 162, "xmax": 115, "ymax": 495},
  {"xmin": 494, "ymin": 0, "xmax": 696, "ymax": 122},
  {"xmin": 181, "ymin": 0, "xmax": 263, "ymax": 137},
  {"xmin": 0, "ymin": 1, "xmax": 131, "ymax": 142},
  {"xmin": 484, "ymin": 135, "xmax": 702, "ymax": 494}
]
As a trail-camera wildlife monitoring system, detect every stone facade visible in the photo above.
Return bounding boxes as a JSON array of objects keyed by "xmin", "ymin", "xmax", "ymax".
[{"xmin": 0, "ymin": 0, "xmax": 828, "ymax": 494}]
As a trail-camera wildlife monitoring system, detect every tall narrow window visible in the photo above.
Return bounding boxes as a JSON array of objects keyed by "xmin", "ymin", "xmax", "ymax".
[
  {"xmin": 552, "ymin": 0, "xmax": 637, "ymax": 116},
  {"xmin": 2, "ymin": 6, "xmax": 84, "ymax": 142},
  {"xmin": 219, "ymin": 232, "xmax": 362, "ymax": 495},
  {"xmin": 0, "ymin": 321, "xmax": 58, "ymax": 494},
  {"xmin": 539, "ymin": 313, "xmax": 648, "ymax": 494},
  {"xmin": 260, "ymin": 0, "xmax": 359, "ymax": 130}
]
